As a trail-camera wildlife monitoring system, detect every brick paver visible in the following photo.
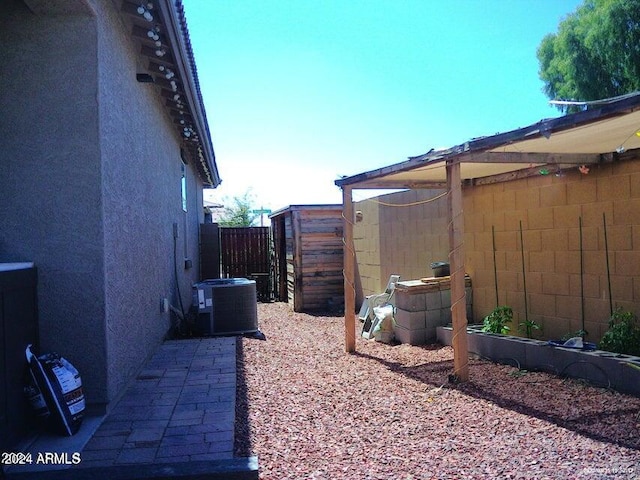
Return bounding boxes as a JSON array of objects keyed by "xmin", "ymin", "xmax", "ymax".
[{"xmin": 79, "ymin": 337, "xmax": 237, "ymax": 468}]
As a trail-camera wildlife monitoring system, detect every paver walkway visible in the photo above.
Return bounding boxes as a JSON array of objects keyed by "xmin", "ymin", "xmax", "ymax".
[
  {"xmin": 84, "ymin": 337, "xmax": 237, "ymax": 466},
  {"xmin": 5, "ymin": 337, "xmax": 257, "ymax": 479}
]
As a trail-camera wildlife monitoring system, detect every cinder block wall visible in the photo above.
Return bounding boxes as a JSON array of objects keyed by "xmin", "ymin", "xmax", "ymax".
[
  {"xmin": 353, "ymin": 195, "xmax": 382, "ymax": 306},
  {"xmin": 354, "ymin": 189, "xmax": 449, "ymax": 301},
  {"xmin": 353, "ymin": 156, "xmax": 640, "ymax": 343}
]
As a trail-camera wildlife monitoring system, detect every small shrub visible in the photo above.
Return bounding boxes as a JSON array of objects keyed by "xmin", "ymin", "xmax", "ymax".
[
  {"xmin": 519, "ymin": 319, "xmax": 543, "ymax": 339},
  {"xmin": 598, "ymin": 309, "xmax": 640, "ymax": 356},
  {"xmin": 482, "ymin": 306, "xmax": 513, "ymax": 334}
]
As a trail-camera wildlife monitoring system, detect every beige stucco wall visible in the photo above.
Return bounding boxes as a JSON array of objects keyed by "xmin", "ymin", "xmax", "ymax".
[{"xmin": 353, "ymin": 155, "xmax": 640, "ymax": 343}]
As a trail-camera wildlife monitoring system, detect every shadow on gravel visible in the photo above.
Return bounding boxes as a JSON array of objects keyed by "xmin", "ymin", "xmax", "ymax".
[
  {"xmin": 234, "ymin": 337, "xmax": 252, "ymax": 457},
  {"xmin": 354, "ymin": 349, "xmax": 640, "ymax": 452}
]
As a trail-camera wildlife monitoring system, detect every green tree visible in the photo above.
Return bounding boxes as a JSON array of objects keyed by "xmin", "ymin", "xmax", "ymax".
[
  {"xmin": 218, "ymin": 190, "xmax": 259, "ymax": 227},
  {"xmin": 537, "ymin": 0, "xmax": 640, "ymax": 112}
]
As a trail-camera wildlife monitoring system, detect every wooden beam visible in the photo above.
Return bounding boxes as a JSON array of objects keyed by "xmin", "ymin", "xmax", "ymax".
[
  {"xmin": 140, "ymin": 44, "xmax": 175, "ymax": 66},
  {"xmin": 463, "ymin": 151, "xmax": 600, "ymax": 165},
  {"xmin": 446, "ymin": 160, "xmax": 469, "ymax": 382},
  {"xmin": 342, "ymin": 186, "xmax": 356, "ymax": 353},
  {"xmin": 471, "ymin": 164, "xmax": 549, "ymax": 186},
  {"xmin": 355, "ymin": 180, "xmax": 448, "ymax": 190},
  {"xmin": 131, "ymin": 24, "xmax": 168, "ymax": 46},
  {"xmin": 335, "ymin": 156, "xmax": 447, "ymax": 189}
]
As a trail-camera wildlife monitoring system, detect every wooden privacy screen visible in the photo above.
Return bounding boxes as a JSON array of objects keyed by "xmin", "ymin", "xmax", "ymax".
[
  {"xmin": 219, "ymin": 227, "xmax": 272, "ymax": 302},
  {"xmin": 200, "ymin": 223, "xmax": 221, "ymax": 281}
]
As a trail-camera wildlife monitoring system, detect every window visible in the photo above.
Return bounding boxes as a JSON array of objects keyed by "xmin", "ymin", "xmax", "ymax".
[{"xmin": 181, "ymin": 160, "xmax": 187, "ymax": 212}]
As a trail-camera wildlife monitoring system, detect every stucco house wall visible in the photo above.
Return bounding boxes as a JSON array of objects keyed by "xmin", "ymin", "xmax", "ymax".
[
  {"xmin": 96, "ymin": 1, "xmax": 202, "ymax": 402},
  {"xmin": 0, "ymin": 1, "xmax": 109, "ymax": 403},
  {"xmin": 353, "ymin": 156, "xmax": 640, "ymax": 343},
  {"xmin": 0, "ymin": 0, "xmax": 213, "ymax": 409}
]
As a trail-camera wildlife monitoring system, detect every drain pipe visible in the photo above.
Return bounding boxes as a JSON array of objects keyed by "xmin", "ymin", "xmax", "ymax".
[
  {"xmin": 170, "ymin": 304, "xmax": 185, "ymax": 322},
  {"xmin": 172, "ymin": 222, "xmax": 187, "ymax": 334}
]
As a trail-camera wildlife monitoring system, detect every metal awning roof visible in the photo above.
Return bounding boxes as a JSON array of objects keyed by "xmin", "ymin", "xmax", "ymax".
[{"xmin": 335, "ymin": 92, "xmax": 640, "ymax": 190}]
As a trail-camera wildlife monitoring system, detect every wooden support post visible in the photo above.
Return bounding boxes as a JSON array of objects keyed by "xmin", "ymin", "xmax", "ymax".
[
  {"xmin": 342, "ymin": 186, "xmax": 356, "ymax": 353},
  {"xmin": 447, "ymin": 160, "xmax": 469, "ymax": 382}
]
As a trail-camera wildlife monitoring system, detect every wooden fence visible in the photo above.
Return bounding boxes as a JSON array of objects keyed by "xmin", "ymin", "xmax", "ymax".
[{"xmin": 219, "ymin": 226, "xmax": 272, "ymax": 301}]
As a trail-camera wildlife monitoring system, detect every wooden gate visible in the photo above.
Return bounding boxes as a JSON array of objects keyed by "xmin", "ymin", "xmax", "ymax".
[
  {"xmin": 200, "ymin": 223, "xmax": 221, "ymax": 280},
  {"xmin": 220, "ymin": 227, "xmax": 272, "ymax": 301}
]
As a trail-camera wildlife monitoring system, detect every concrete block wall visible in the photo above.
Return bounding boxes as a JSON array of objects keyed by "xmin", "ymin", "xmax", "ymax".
[
  {"xmin": 354, "ymin": 155, "xmax": 640, "ymax": 343},
  {"xmin": 353, "ymin": 195, "xmax": 382, "ymax": 305},
  {"xmin": 467, "ymin": 161, "xmax": 640, "ymax": 342},
  {"xmin": 353, "ymin": 189, "xmax": 449, "ymax": 302}
]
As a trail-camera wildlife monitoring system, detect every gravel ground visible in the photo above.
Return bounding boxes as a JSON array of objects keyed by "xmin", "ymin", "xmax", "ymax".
[{"xmin": 235, "ymin": 303, "xmax": 640, "ymax": 480}]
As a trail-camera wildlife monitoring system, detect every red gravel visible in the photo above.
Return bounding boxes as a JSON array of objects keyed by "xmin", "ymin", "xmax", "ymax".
[{"xmin": 235, "ymin": 303, "xmax": 640, "ymax": 479}]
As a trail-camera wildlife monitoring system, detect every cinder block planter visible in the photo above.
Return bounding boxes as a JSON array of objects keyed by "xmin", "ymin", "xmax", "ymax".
[
  {"xmin": 395, "ymin": 309, "xmax": 426, "ymax": 331},
  {"xmin": 394, "ymin": 276, "xmax": 472, "ymax": 345},
  {"xmin": 394, "ymin": 324, "xmax": 427, "ymax": 345},
  {"xmin": 436, "ymin": 326, "xmax": 640, "ymax": 396}
]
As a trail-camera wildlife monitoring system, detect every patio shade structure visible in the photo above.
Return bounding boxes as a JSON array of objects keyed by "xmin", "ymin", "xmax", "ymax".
[{"xmin": 335, "ymin": 91, "xmax": 640, "ymax": 382}]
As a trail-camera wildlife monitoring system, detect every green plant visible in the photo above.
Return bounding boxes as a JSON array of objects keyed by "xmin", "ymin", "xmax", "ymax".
[
  {"xmin": 598, "ymin": 309, "xmax": 640, "ymax": 356},
  {"xmin": 519, "ymin": 319, "xmax": 543, "ymax": 339},
  {"xmin": 482, "ymin": 306, "xmax": 513, "ymax": 334}
]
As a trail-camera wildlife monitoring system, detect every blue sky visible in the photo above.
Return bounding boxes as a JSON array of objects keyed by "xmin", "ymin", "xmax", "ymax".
[{"xmin": 182, "ymin": 0, "xmax": 584, "ymax": 211}]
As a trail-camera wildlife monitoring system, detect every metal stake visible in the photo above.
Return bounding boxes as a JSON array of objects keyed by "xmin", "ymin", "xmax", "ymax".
[
  {"xmin": 492, "ymin": 225, "xmax": 499, "ymax": 307},
  {"xmin": 579, "ymin": 216, "xmax": 585, "ymax": 335},
  {"xmin": 603, "ymin": 212, "xmax": 613, "ymax": 316},
  {"xmin": 519, "ymin": 220, "xmax": 528, "ymax": 323}
]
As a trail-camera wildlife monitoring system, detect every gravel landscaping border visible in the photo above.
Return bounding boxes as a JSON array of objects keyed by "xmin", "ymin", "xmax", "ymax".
[{"xmin": 235, "ymin": 303, "xmax": 640, "ymax": 479}]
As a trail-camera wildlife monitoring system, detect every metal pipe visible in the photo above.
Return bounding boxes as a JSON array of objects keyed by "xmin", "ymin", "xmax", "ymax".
[
  {"xmin": 519, "ymin": 220, "xmax": 529, "ymax": 323},
  {"xmin": 492, "ymin": 225, "xmax": 499, "ymax": 307},
  {"xmin": 603, "ymin": 212, "xmax": 613, "ymax": 316},
  {"xmin": 579, "ymin": 216, "xmax": 585, "ymax": 335}
]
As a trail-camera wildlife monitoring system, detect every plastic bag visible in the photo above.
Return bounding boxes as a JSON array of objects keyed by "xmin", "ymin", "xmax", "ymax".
[
  {"xmin": 563, "ymin": 337, "xmax": 583, "ymax": 348},
  {"xmin": 372, "ymin": 305, "xmax": 395, "ymax": 343}
]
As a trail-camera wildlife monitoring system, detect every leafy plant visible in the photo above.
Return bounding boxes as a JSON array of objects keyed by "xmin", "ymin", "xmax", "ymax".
[
  {"xmin": 537, "ymin": 0, "xmax": 640, "ymax": 113},
  {"xmin": 218, "ymin": 190, "xmax": 260, "ymax": 227},
  {"xmin": 482, "ymin": 306, "xmax": 513, "ymax": 334},
  {"xmin": 519, "ymin": 319, "xmax": 543, "ymax": 339},
  {"xmin": 598, "ymin": 309, "xmax": 640, "ymax": 356}
]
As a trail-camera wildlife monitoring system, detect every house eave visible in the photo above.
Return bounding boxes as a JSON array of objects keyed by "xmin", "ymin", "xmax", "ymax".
[{"xmin": 121, "ymin": 0, "xmax": 221, "ymax": 188}]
